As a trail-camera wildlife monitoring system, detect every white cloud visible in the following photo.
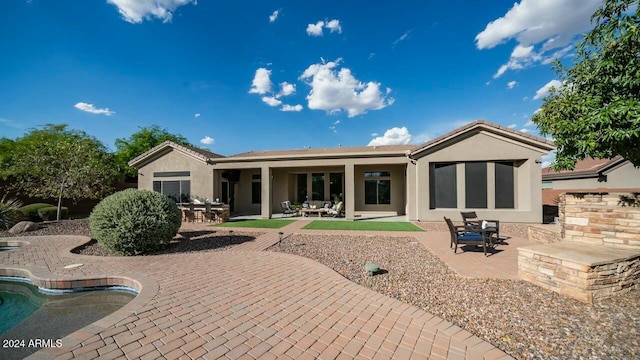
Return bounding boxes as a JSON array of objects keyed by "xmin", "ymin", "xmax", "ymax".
[
  {"xmin": 329, "ymin": 126, "xmax": 337, "ymax": 134},
  {"xmin": 476, "ymin": 0, "xmax": 601, "ymax": 78},
  {"xmin": 393, "ymin": 31, "xmax": 410, "ymax": 46},
  {"xmin": 507, "ymin": 81, "xmax": 518, "ymax": 89},
  {"xmin": 507, "ymin": 124, "xmax": 517, "ymax": 129},
  {"xmin": 525, "ymin": 119, "xmax": 535, "ymax": 126},
  {"xmin": 278, "ymin": 82, "xmax": 296, "ymax": 97},
  {"xmin": 74, "ymin": 102, "xmax": 114, "ymax": 116},
  {"xmin": 299, "ymin": 58, "xmax": 394, "ymax": 117},
  {"xmin": 519, "ymin": 128, "xmax": 530, "ymax": 133},
  {"xmin": 261, "ymin": 96, "xmax": 282, "ymax": 107},
  {"xmin": 306, "ymin": 21, "xmax": 325, "ymax": 36},
  {"xmin": 200, "ymin": 136, "xmax": 215, "ymax": 145},
  {"xmin": 107, "ymin": 0, "xmax": 196, "ymax": 24},
  {"xmin": 194, "ymin": 113, "xmax": 201, "ymax": 118},
  {"xmin": 511, "ymin": 44, "xmax": 534, "ymax": 59},
  {"xmin": 368, "ymin": 127, "xmax": 412, "ymax": 146},
  {"xmin": 307, "ymin": 19, "xmax": 343, "ymax": 36},
  {"xmin": 248, "ymin": 68, "xmax": 272, "ymax": 95},
  {"xmin": 333, "ymin": 120, "xmax": 340, "ymax": 125},
  {"xmin": 325, "ymin": 19, "xmax": 342, "ymax": 33},
  {"xmin": 269, "ymin": 9, "xmax": 279, "ymax": 23},
  {"xmin": 280, "ymin": 104, "xmax": 303, "ymax": 112},
  {"xmin": 371, "ymin": 132, "xmax": 379, "ymax": 137},
  {"xmin": 0, "ymin": 118, "xmax": 25, "ymax": 129},
  {"xmin": 533, "ymin": 79, "xmax": 563, "ymax": 100}
]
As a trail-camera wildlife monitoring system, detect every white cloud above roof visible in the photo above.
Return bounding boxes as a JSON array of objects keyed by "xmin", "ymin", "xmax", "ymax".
[
  {"xmin": 393, "ymin": 31, "xmax": 410, "ymax": 47},
  {"xmin": 475, "ymin": 0, "xmax": 601, "ymax": 78},
  {"xmin": 194, "ymin": 113, "xmax": 201, "ymax": 118},
  {"xmin": 249, "ymin": 68, "xmax": 272, "ymax": 94},
  {"xmin": 507, "ymin": 81, "xmax": 517, "ymax": 89},
  {"xmin": 533, "ymin": 79, "xmax": 563, "ymax": 100},
  {"xmin": 74, "ymin": 102, "xmax": 114, "ymax": 116},
  {"xmin": 325, "ymin": 19, "xmax": 342, "ymax": 33},
  {"xmin": 299, "ymin": 58, "xmax": 394, "ymax": 117},
  {"xmin": 306, "ymin": 21, "xmax": 325, "ymax": 36},
  {"xmin": 200, "ymin": 136, "xmax": 215, "ymax": 145},
  {"xmin": 107, "ymin": 0, "xmax": 196, "ymax": 24},
  {"xmin": 269, "ymin": 9, "xmax": 279, "ymax": 23},
  {"xmin": 280, "ymin": 104, "xmax": 303, "ymax": 112},
  {"xmin": 261, "ymin": 96, "xmax": 282, "ymax": 107},
  {"xmin": 278, "ymin": 82, "xmax": 296, "ymax": 97},
  {"xmin": 368, "ymin": 127, "xmax": 412, "ymax": 146},
  {"xmin": 307, "ymin": 19, "xmax": 342, "ymax": 36}
]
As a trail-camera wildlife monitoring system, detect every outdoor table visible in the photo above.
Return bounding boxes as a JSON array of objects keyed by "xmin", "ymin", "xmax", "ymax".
[{"xmin": 300, "ymin": 208, "xmax": 329, "ymax": 217}]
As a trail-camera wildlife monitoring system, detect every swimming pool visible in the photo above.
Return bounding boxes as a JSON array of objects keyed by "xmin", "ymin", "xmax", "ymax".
[{"xmin": 0, "ymin": 278, "xmax": 136, "ymax": 359}]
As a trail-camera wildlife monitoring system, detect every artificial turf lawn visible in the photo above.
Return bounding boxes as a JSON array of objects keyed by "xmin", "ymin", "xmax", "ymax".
[
  {"xmin": 210, "ymin": 219, "xmax": 295, "ymax": 229},
  {"xmin": 302, "ymin": 221, "xmax": 423, "ymax": 231}
]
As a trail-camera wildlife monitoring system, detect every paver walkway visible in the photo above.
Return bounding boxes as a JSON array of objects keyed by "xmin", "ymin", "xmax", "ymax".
[{"xmin": 1, "ymin": 222, "xmax": 514, "ymax": 360}]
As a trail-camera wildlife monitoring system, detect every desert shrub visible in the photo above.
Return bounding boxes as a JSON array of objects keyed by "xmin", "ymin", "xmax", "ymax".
[
  {"xmin": 89, "ymin": 189, "xmax": 181, "ymax": 255},
  {"xmin": 37, "ymin": 206, "xmax": 69, "ymax": 221},
  {"xmin": 0, "ymin": 196, "xmax": 23, "ymax": 230},
  {"xmin": 18, "ymin": 203, "xmax": 54, "ymax": 222}
]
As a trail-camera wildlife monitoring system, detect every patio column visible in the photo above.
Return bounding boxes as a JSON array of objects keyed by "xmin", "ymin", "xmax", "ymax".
[
  {"xmin": 261, "ymin": 165, "xmax": 272, "ymax": 219},
  {"xmin": 344, "ymin": 163, "xmax": 355, "ymax": 220}
]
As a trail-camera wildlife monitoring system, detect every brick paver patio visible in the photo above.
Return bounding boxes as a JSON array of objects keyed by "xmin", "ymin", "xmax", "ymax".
[{"xmin": 1, "ymin": 221, "xmax": 514, "ymax": 359}]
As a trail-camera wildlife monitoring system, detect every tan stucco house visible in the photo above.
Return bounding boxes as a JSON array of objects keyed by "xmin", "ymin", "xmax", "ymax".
[
  {"xmin": 542, "ymin": 156, "xmax": 640, "ymax": 206},
  {"xmin": 129, "ymin": 120, "xmax": 555, "ymax": 222}
]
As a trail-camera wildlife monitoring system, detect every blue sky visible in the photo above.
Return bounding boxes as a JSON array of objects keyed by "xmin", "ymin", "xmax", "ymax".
[{"xmin": 1, "ymin": 0, "xmax": 602, "ymax": 160}]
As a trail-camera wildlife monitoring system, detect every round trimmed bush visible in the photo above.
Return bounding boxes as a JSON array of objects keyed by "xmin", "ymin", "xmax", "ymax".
[
  {"xmin": 89, "ymin": 189, "xmax": 182, "ymax": 255},
  {"xmin": 19, "ymin": 203, "xmax": 54, "ymax": 222},
  {"xmin": 37, "ymin": 206, "xmax": 69, "ymax": 221}
]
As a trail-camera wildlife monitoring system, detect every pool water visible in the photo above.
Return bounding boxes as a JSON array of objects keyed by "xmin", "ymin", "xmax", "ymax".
[
  {"xmin": 0, "ymin": 280, "xmax": 45, "ymax": 334},
  {"xmin": 0, "ymin": 279, "xmax": 136, "ymax": 359}
]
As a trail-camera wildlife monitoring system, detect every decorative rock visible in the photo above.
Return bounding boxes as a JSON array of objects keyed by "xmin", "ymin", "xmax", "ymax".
[{"xmin": 8, "ymin": 221, "xmax": 39, "ymax": 234}]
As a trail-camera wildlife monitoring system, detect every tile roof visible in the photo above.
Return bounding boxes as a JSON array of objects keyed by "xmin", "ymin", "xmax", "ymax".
[
  {"xmin": 128, "ymin": 141, "xmax": 224, "ymax": 167},
  {"xmin": 542, "ymin": 155, "xmax": 626, "ymax": 180},
  {"xmin": 411, "ymin": 120, "xmax": 555, "ymax": 156},
  {"xmin": 541, "ymin": 156, "xmax": 623, "ymax": 177},
  {"xmin": 225, "ymin": 144, "xmax": 417, "ymax": 159}
]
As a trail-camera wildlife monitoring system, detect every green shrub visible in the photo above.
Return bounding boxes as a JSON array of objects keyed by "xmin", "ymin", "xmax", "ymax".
[
  {"xmin": 19, "ymin": 203, "xmax": 54, "ymax": 222},
  {"xmin": 89, "ymin": 189, "xmax": 182, "ymax": 255},
  {"xmin": 37, "ymin": 206, "xmax": 69, "ymax": 221},
  {"xmin": 0, "ymin": 196, "xmax": 23, "ymax": 230}
]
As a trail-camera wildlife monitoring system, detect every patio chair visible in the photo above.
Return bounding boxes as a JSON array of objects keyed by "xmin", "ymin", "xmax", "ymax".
[
  {"xmin": 202, "ymin": 203, "xmax": 216, "ymax": 223},
  {"xmin": 327, "ymin": 202, "xmax": 344, "ymax": 217},
  {"xmin": 444, "ymin": 217, "xmax": 490, "ymax": 256},
  {"xmin": 461, "ymin": 211, "xmax": 500, "ymax": 240},
  {"xmin": 281, "ymin": 201, "xmax": 298, "ymax": 217}
]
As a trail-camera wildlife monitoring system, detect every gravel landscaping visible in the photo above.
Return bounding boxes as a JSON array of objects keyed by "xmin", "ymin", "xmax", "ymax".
[
  {"xmin": 269, "ymin": 233, "xmax": 640, "ymax": 360},
  {"xmin": 0, "ymin": 219, "xmax": 263, "ymax": 256}
]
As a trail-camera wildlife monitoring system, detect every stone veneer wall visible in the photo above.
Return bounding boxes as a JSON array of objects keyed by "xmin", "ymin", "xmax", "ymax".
[
  {"xmin": 519, "ymin": 245, "xmax": 640, "ymax": 303},
  {"xmin": 528, "ymin": 225, "xmax": 562, "ymax": 244},
  {"xmin": 559, "ymin": 193, "xmax": 640, "ymax": 248}
]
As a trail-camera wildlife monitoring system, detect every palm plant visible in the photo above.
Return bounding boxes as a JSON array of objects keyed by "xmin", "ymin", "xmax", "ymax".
[{"xmin": 0, "ymin": 195, "xmax": 23, "ymax": 230}]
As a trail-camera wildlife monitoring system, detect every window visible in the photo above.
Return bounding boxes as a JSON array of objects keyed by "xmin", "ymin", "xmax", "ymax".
[
  {"xmin": 430, "ymin": 163, "xmax": 457, "ymax": 208},
  {"xmin": 251, "ymin": 174, "xmax": 261, "ymax": 204},
  {"xmin": 465, "ymin": 162, "xmax": 487, "ymax": 208},
  {"xmin": 311, "ymin": 173, "xmax": 324, "ymax": 201},
  {"xmin": 153, "ymin": 171, "xmax": 190, "ymax": 177},
  {"xmin": 221, "ymin": 181, "xmax": 229, "ymax": 204},
  {"xmin": 364, "ymin": 171, "xmax": 391, "ymax": 205},
  {"xmin": 153, "ymin": 180, "xmax": 190, "ymax": 203},
  {"xmin": 330, "ymin": 173, "xmax": 343, "ymax": 202},
  {"xmin": 495, "ymin": 162, "xmax": 515, "ymax": 208},
  {"xmin": 296, "ymin": 174, "xmax": 307, "ymax": 203}
]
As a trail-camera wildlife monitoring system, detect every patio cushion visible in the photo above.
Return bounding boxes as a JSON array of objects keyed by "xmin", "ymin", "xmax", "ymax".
[{"xmin": 458, "ymin": 233, "xmax": 483, "ymax": 241}]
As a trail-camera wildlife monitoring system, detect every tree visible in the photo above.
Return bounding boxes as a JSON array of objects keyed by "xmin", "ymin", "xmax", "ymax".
[
  {"xmin": 114, "ymin": 125, "xmax": 194, "ymax": 179},
  {"xmin": 532, "ymin": 0, "xmax": 640, "ymax": 170},
  {"xmin": 2, "ymin": 124, "xmax": 119, "ymax": 221}
]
